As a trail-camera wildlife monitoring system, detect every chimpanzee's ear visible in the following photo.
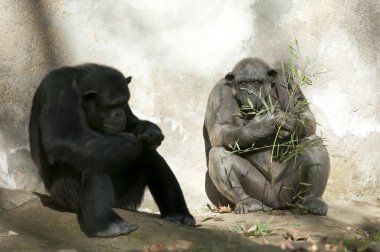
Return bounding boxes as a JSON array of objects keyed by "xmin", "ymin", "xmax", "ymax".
[
  {"xmin": 125, "ymin": 76, "xmax": 132, "ymax": 85},
  {"xmin": 268, "ymin": 69, "xmax": 278, "ymax": 78},
  {"xmin": 225, "ymin": 72, "xmax": 235, "ymax": 82},
  {"xmin": 268, "ymin": 69, "xmax": 278, "ymax": 88},
  {"xmin": 82, "ymin": 90, "xmax": 98, "ymax": 102}
]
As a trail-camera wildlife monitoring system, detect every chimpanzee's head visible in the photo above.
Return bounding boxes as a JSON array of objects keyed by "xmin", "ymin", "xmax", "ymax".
[
  {"xmin": 225, "ymin": 57, "xmax": 278, "ymax": 109},
  {"xmin": 79, "ymin": 66, "xmax": 132, "ymax": 135}
]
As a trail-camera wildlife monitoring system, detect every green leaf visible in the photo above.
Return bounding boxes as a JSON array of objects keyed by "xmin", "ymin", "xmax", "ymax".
[
  {"xmin": 299, "ymin": 182, "xmax": 312, "ymax": 186},
  {"xmin": 247, "ymin": 98, "xmax": 253, "ymax": 109}
]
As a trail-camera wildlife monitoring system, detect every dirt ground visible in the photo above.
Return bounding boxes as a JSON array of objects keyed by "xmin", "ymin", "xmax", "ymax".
[
  {"xmin": 0, "ymin": 194, "xmax": 379, "ymax": 251},
  {"xmin": 196, "ymin": 198, "xmax": 380, "ymax": 251}
]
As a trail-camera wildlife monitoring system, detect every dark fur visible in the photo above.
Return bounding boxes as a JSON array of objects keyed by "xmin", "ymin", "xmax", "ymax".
[
  {"xmin": 204, "ymin": 58, "xmax": 330, "ymax": 215},
  {"xmin": 30, "ymin": 64, "xmax": 195, "ymax": 237}
]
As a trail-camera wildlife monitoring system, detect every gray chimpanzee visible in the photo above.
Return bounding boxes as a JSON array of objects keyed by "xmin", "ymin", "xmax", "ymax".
[
  {"xmin": 29, "ymin": 64, "xmax": 195, "ymax": 237},
  {"xmin": 203, "ymin": 57, "xmax": 330, "ymax": 215}
]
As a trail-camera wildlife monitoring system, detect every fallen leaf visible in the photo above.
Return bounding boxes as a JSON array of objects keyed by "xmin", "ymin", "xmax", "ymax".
[
  {"xmin": 284, "ymin": 228, "xmax": 299, "ymax": 240},
  {"xmin": 207, "ymin": 203, "xmax": 232, "ymax": 213},
  {"xmin": 296, "ymin": 235, "xmax": 311, "ymax": 241},
  {"xmin": 200, "ymin": 217, "xmax": 213, "ymax": 222},
  {"xmin": 217, "ymin": 204, "xmax": 232, "ymax": 213},
  {"xmin": 144, "ymin": 243, "xmax": 165, "ymax": 252},
  {"xmin": 206, "ymin": 203, "xmax": 214, "ymax": 211},
  {"xmin": 167, "ymin": 240, "xmax": 192, "ymax": 251},
  {"xmin": 0, "ymin": 230, "xmax": 19, "ymax": 237},
  {"xmin": 261, "ymin": 238, "xmax": 270, "ymax": 244},
  {"xmin": 213, "ymin": 217, "xmax": 224, "ymax": 221},
  {"xmin": 247, "ymin": 225, "xmax": 257, "ymax": 233},
  {"xmin": 325, "ymin": 241, "xmax": 346, "ymax": 252},
  {"xmin": 281, "ymin": 239, "xmax": 318, "ymax": 252},
  {"xmin": 363, "ymin": 243, "xmax": 380, "ymax": 252},
  {"xmin": 8, "ymin": 231, "xmax": 18, "ymax": 236},
  {"xmin": 283, "ymin": 228, "xmax": 311, "ymax": 242}
]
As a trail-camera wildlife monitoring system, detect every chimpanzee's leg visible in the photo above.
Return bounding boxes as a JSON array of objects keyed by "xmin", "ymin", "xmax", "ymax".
[
  {"xmin": 49, "ymin": 167, "xmax": 81, "ymax": 212},
  {"xmin": 208, "ymin": 147, "xmax": 273, "ymax": 213},
  {"xmin": 112, "ymin": 166, "xmax": 147, "ymax": 211},
  {"xmin": 79, "ymin": 170, "xmax": 139, "ymax": 237},
  {"xmin": 142, "ymin": 149, "xmax": 195, "ymax": 226},
  {"xmin": 297, "ymin": 135, "xmax": 330, "ymax": 215},
  {"xmin": 205, "ymin": 170, "xmax": 234, "ymax": 208}
]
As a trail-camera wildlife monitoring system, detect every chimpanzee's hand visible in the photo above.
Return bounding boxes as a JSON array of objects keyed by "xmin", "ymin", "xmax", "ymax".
[
  {"xmin": 117, "ymin": 132, "xmax": 143, "ymax": 147},
  {"xmin": 273, "ymin": 111, "xmax": 298, "ymax": 134},
  {"xmin": 117, "ymin": 132, "xmax": 137, "ymax": 139},
  {"xmin": 245, "ymin": 113, "xmax": 277, "ymax": 137},
  {"xmin": 136, "ymin": 121, "xmax": 164, "ymax": 149}
]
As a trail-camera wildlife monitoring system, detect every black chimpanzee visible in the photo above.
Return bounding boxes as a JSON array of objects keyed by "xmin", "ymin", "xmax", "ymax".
[
  {"xmin": 29, "ymin": 64, "xmax": 195, "ymax": 237},
  {"xmin": 204, "ymin": 58, "xmax": 330, "ymax": 215}
]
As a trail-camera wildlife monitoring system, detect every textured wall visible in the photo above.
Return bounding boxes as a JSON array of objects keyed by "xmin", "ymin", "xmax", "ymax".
[
  {"xmin": 0, "ymin": 0, "xmax": 378, "ymax": 210},
  {"xmin": 0, "ymin": 1, "xmax": 68, "ymax": 192}
]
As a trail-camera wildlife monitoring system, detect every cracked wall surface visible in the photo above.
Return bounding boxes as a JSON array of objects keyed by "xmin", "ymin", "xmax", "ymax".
[{"xmin": 0, "ymin": 0, "xmax": 379, "ymax": 209}]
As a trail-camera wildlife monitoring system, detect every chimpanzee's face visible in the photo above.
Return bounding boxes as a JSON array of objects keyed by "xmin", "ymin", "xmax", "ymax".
[
  {"xmin": 81, "ymin": 73, "xmax": 132, "ymax": 135},
  {"xmin": 225, "ymin": 58, "xmax": 277, "ymax": 109}
]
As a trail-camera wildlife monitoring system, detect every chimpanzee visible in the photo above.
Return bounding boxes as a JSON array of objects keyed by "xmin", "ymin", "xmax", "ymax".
[
  {"xmin": 203, "ymin": 58, "xmax": 330, "ymax": 215},
  {"xmin": 29, "ymin": 64, "xmax": 195, "ymax": 237}
]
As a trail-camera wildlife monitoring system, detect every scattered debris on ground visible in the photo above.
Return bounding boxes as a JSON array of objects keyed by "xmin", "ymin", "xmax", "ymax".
[{"xmin": 0, "ymin": 191, "xmax": 379, "ymax": 251}]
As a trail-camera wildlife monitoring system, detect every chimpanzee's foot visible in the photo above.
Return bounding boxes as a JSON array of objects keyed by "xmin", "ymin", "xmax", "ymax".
[
  {"xmin": 163, "ymin": 214, "xmax": 196, "ymax": 226},
  {"xmin": 234, "ymin": 197, "xmax": 272, "ymax": 214},
  {"xmin": 94, "ymin": 220, "xmax": 138, "ymax": 237},
  {"xmin": 300, "ymin": 197, "xmax": 328, "ymax": 216},
  {"xmin": 117, "ymin": 220, "xmax": 139, "ymax": 235}
]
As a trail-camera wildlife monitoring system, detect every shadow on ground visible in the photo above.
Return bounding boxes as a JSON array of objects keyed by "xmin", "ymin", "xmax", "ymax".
[
  {"xmin": 0, "ymin": 193, "xmax": 379, "ymax": 251},
  {"xmin": 196, "ymin": 198, "xmax": 380, "ymax": 250},
  {"xmin": 0, "ymin": 196, "xmax": 282, "ymax": 252}
]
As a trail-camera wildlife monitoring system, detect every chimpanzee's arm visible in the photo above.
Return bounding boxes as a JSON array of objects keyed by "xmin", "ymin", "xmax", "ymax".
[
  {"xmin": 276, "ymin": 91, "xmax": 317, "ymax": 139},
  {"xmin": 294, "ymin": 92, "xmax": 317, "ymax": 137},
  {"xmin": 41, "ymin": 126, "xmax": 142, "ymax": 174},
  {"xmin": 123, "ymin": 106, "xmax": 164, "ymax": 149},
  {"xmin": 205, "ymin": 83, "xmax": 277, "ymax": 149}
]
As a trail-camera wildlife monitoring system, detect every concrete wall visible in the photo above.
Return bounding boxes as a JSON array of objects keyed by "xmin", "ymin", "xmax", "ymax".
[{"xmin": 0, "ymin": 0, "xmax": 379, "ymax": 210}]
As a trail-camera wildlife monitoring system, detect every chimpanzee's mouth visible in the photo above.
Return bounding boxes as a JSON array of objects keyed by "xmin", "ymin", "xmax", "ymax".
[{"xmin": 103, "ymin": 124, "xmax": 125, "ymax": 135}]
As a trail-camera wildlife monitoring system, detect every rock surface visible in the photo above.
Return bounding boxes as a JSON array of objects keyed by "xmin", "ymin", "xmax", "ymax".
[
  {"xmin": 0, "ymin": 189, "xmax": 379, "ymax": 251},
  {"xmin": 0, "ymin": 196, "xmax": 281, "ymax": 252},
  {"xmin": 0, "ymin": 187, "xmax": 38, "ymax": 210}
]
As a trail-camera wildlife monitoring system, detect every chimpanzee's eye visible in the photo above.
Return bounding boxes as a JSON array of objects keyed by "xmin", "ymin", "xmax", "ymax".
[
  {"xmin": 252, "ymin": 80, "xmax": 262, "ymax": 85},
  {"xmin": 107, "ymin": 98, "xmax": 128, "ymax": 109}
]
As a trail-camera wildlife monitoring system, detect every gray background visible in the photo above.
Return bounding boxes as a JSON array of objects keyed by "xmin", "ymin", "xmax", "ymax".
[{"xmin": 0, "ymin": 0, "xmax": 379, "ymax": 210}]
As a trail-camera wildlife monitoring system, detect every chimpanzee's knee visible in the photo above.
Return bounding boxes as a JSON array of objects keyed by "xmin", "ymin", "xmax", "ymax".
[{"xmin": 299, "ymin": 135, "xmax": 330, "ymax": 169}]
